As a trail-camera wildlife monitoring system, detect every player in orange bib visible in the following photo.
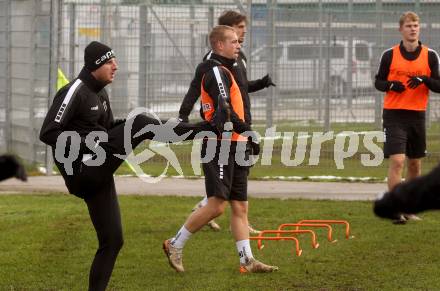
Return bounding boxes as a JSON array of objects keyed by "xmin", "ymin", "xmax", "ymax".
[
  {"xmin": 375, "ymin": 11, "xmax": 440, "ymax": 223},
  {"xmin": 163, "ymin": 25, "xmax": 278, "ymax": 274}
]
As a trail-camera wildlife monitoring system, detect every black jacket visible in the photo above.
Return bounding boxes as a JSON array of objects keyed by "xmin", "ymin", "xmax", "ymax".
[
  {"xmin": 199, "ymin": 53, "xmax": 251, "ymax": 134},
  {"xmin": 375, "ymin": 41, "xmax": 440, "ymax": 93},
  {"xmin": 40, "ymin": 67, "xmax": 116, "ymax": 194},
  {"xmin": 178, "ymin": 50, "xmax": 267, "ymax": 124},
  {"xmin": 40, "ymin": 67, "xmax": 115, "ymax": 148}
]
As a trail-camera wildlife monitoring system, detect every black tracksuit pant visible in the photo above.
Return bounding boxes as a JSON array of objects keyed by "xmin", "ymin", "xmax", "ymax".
[
  {"xmin": 63, "ymin": 115, "xmax": 207, "ymax": 291},
  {"xmin": 84, "ymin": 177, "xmax": 122, "ymax": 291}
]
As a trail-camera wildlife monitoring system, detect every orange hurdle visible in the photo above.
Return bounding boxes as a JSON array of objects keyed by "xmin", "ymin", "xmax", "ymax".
[
  {"xmin": 296, "ymin": 220, "xmax": 353, "ymax": 239},
  {"xmin": 250, "ymin": 235, "xmax": 303, "ymax": 256},
  {"xmin": 277, "ymin": 223, "xmax": 336, "ymax": 243}
]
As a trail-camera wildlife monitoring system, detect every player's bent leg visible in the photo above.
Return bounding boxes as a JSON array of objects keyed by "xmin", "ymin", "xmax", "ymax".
[
  {"xmin": 163, "ymin": 197, "xmax": 227, "ymax": 272},
  {"xmin": 185, "ymin": 196, "xmax": 227, "ymax": 233},
  {"xmin": 191, "ymin": 197, "xmax": 221, "ymax": 231}
]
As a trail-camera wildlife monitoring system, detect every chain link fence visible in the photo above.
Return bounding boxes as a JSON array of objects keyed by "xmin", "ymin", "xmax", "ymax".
[{"xmin": 1, "ymin": 0, "xmax": 440, "ymax": 174}]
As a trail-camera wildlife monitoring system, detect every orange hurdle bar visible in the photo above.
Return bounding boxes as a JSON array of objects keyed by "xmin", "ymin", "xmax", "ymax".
[
  {"xmin": 277, "ymin": 223, "xmax": 336, "ymax": 243},
  {"xmin": 249, "ymin": 235, "xmax": 303, "ymax": 256},
  {"xmin": 259, "ymin": 229, "xmax": 319, "ymax": 249},
  {"xmin": 296, "ymin": 220, "xmax": 352, "ymax": 239}
]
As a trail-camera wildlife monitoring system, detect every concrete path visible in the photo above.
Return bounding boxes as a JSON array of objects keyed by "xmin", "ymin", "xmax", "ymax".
[{"xmin": 0, "ymin": 175, "xmax": 386, "ymax": 201}]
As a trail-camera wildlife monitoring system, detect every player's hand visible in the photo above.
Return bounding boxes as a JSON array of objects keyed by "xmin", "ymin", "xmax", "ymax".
[
  {"xmin": 262, "ymin": 74, "xmax": 276, "ymax": 88},
  {"xmin": 388, "ymin": 81, "xmax": 405, "ymax": 93},
  {"xmin": 407, "ymin": 75, "xmax": 428, "ymax": 89},
  {"xmin": 248, "ymin": 136, "xmax": 260, "ymax": 156}
]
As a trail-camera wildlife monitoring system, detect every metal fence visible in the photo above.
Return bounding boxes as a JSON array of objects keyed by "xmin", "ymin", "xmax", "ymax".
[{"xmin": 2, "ymin": 0, "xmax": 440, "ymax": 171}]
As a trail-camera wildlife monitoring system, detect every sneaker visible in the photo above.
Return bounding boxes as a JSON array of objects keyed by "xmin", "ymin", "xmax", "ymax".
[
  {"xmin": 163, "ymin": 239, "xmax": 184, "ymax": 272},
  {"xmin": 207, "ymin": 219, "xmax": 221, "ymax": 231},
  {"xmin": 239, "ymin": 258, "xmax": 279, "ymax": 273},
  {"xmin": 248, "ymin": 224, "xmax": 261, "ymax": 235},
  {"xmin": 403, "ymin": 214, "xmax": 422, "ymax": 221}
]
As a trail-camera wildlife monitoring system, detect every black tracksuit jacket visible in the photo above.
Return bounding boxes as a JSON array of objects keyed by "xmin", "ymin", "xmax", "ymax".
[
  {"xmin": 178, "ymin": 50, "xmax": 267, "ymax": 124},
  {"xmin": 199, "ymin": 53, "xmax": 251, "ymax": 134},
  {"xmin": 40, "ymin": 67, "xmax": 117, "ymax": 195}
]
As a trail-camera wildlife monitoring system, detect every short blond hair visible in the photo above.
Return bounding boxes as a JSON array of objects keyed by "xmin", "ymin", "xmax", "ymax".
[
  {"xmin": 209, "ymin": 25, "xmax": 236, "ymax": 50},
  {"xmin": 399, "ymin": 11, "xmax": 419, "ymax": 27}
]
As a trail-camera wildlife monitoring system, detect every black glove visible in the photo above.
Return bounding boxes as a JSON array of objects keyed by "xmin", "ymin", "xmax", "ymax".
[
  {"xmin": 0, "ymin": 155, "xmax": 27, "ymax": 182},
  {"xmin": 212, "ymin": 94, "xmax": 232, "ymax": 134},
  {"xmin": 407, "ymin": 75, "xmax": 428, "ymax": 89},
  {"xmin": 388, "ymin": 81, "xmax": 405, "ymax": 93},
  {"xmin": 178, "ymin": 115, "xmax": 189, "ymax": 123},
  {"xmin": 111, "ymin": 119, "xmax": 126, "ymax": 127},
  {"xmin": 248, "ymin": 135, "xmax": 260, "ymax": 156},
  {"xmin": 262, "ymin": 74, "xmax": 276, "ymax": 88}
]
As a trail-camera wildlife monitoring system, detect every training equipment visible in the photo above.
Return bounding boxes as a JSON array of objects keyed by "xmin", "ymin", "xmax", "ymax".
[{"xmin": 249, "ymin": 219, "xmax": 353, "ymax": 256}]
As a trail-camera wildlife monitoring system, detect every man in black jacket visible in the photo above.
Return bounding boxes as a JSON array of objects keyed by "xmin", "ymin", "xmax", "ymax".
[
  {"xmin": 179, "ymin": 10, "xmax": 274, "ymax": 232},
  {"xmin": 40, "ymin": 41, "xmax": 207, "ymax": 291}
]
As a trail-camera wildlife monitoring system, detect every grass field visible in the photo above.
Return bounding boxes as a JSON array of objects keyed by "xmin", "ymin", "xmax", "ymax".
[{"xmin": 2, "ymin": 194, "xmax": 440, "ymax": 290}]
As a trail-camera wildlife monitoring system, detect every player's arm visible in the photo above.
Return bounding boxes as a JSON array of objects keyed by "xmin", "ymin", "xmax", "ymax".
[
  {"xmin": 248, "ymin": 75, "xmax": 276, "ymax": 93},
  {"xmin": 203, "ymin": 67, "xmax": 250, "ymax": 134},
  {"xmin": 374, "ymin": 49, "xmax": 405, "ymax": 93},
  {"xmin": 419, "ymin": 50, "xmax": 440, "ymax": 93},
  {"xmin": 39, "ymin": 85, "xmax": 81, "ymax": 147},
  {"xmin": 178, "ymin": 63, "xmax": 204, "ymax": 122}
]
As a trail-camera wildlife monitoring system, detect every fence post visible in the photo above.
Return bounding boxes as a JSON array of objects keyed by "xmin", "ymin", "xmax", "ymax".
[
  {"xmin": 45, "ymin": 0, "xmax": 60, "ymax": 175},
  {"xmin": 4, "ymin": 0, "xmax": 11, "ymax": 152},
  {"xmin": 29, "ymin": 0, "xmax": 37, "ymax": 162},
  {"xmin": 318, "ymin": 0, "xmax": 323, "ymax": 122},
  {"xmin": 100, "ymin": 0, "xmax": 110, "ymax": 44},
  {"xmin": 374, "ymin": 0, "xmax": 383, "ymax": 129},
  {"xmin": 139, "ymin": 4, "xmax": 148, "ymax": 108},
  {"xmin": 266, "ymin": 0, "xmax": 276, "ymax": 128},
  {"xmin": 347, "ymin": 0, "xmax": 353, "ymax": 110},
  {"xmin": 68, "ymin": 3, "xmax": 76, "ymax": 80},
  {"xmin": 246, "ymin": 0, "xmax": 252, "ymax": 78},
  {"xmin": 324, "ymin": 13, "xmax": 331, "ymax": 132}
]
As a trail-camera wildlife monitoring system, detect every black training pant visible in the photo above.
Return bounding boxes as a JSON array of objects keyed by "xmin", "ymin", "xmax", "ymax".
[{"xmin": 84, "ymin": 177, "xmax": 122, "ymax": 291}]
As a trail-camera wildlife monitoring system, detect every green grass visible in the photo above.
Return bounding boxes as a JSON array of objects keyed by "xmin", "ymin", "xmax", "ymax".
[{"xmin": 2, "ymin": 194, "xmax": 440, "ymax": 290}]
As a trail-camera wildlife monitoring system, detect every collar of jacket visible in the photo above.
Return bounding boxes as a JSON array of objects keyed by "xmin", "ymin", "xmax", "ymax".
[
  {"xmin": 210, "ymin": 53, "xmax": 236, "ymax": 71},
  {"xmin": 399, "ymin": 40, "xmax": 422, "ymax": 57},
  {"xmin": 78, "ymin": 67, "xmax": 107, "ymax": 93}
]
